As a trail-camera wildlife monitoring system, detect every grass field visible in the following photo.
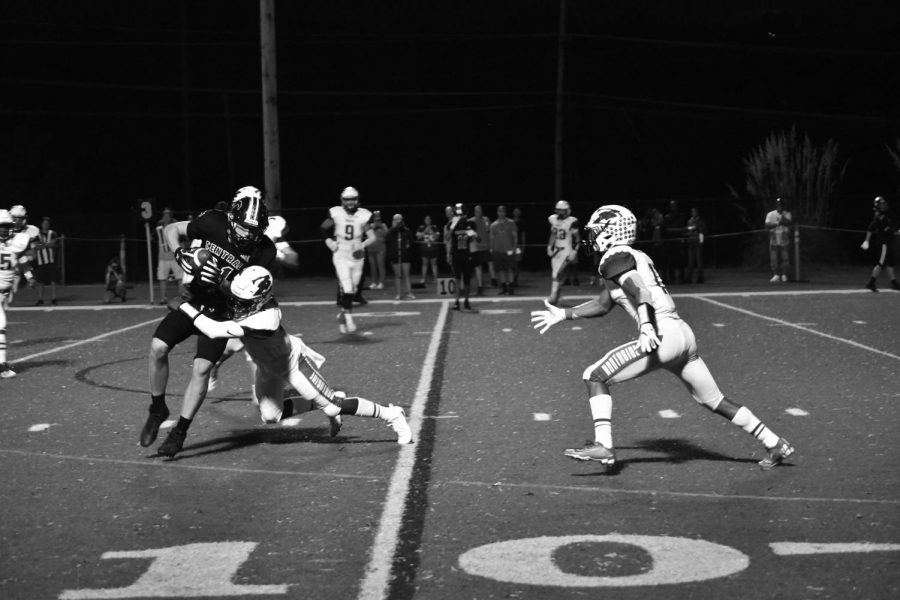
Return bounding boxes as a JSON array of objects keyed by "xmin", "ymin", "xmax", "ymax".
[{"xmin": 2, "ymin": 274, "xmax": 899, "ymax": 600}]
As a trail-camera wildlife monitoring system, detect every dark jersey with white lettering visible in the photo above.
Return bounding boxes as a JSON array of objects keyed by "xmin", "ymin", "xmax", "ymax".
[{"xmin": 182, "ymin": 209, "xmax": 276, "ymax": 316}]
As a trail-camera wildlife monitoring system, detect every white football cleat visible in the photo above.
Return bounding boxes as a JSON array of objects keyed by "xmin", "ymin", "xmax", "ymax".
[
  {"xmin": 383, "ymin": 404, "xmax": 412, "ymax": 444},
  {"xmin": 344, "ymin": 312, "xmax": 356, "ymax": 334}
]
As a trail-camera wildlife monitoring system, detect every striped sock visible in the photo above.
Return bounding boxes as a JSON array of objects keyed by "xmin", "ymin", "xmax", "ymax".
[
  {"xmin": 588, "ymin": 394, "xmax": 613, "ymax": 448},
  {"xmin": 731, "ymin": 406, "xmax": 779, "ymax": 448}
]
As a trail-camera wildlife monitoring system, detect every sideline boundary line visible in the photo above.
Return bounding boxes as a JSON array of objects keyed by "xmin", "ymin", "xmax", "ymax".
[
  {"xmin": 694, "ymin": 296, "xmax": 900, "ymax": 361},
  {"xmin": 357, "ymin": 300, "xmax": 450, "ymax": 600}
]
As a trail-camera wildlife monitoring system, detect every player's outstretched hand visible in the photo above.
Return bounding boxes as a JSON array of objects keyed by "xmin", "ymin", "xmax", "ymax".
[
  {"xmin": 531, "ymin": 299, "xmax": 565, "ymax": 335},
  {"xmin": 637, "ymin": 322, "xmax": 660, "ymax": 353},
  {"xmin": 860, "ymin": 240, "xmax": 869, "ymax": 251}
]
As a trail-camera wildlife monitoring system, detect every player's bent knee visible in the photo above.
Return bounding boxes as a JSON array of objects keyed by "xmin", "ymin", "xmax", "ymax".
[{"xmin": 149, "ymin": 339, "xmax": 171, "ymax": 360}]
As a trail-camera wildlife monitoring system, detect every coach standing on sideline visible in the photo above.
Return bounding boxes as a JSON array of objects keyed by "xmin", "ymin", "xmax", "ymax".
[{"xmin": 33, "ymin": 217, "xmax": 60, "ymax": 306}]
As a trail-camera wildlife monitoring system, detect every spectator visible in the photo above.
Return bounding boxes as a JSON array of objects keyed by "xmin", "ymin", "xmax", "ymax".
[
  {"xmin": 104, "ymin": 257, "xmax": 127, "ymax": 303},
  {"xmin": 441, "ymin": 204, "xmax": 455, "ymax": 276},
  {"xmin": 385, "ymin": 213, "xmax": 415, "ymax": 300},
  {"xmin": 471, "ymin": 204, "xmax": 491, "ymax": 294},
  {"xmin": 860, "ymin": 195, "xmax": 899, "ymax": 292},
  {"xmin": 155, "ymin": 208, "xmax": 183, "ymax": 304},
  {"xmin": 765, "ymin": 197, "xmax": 792, "ymax": 282},
  {"xmin": 366, "ymin": 210, "xmax": 388, "ymax": 290},
  {"xmin": 416, "ymin": 214, "xmax": 440, "ymax": 286},
  {"xmin": 662, "ymin": 200, "xmax": 686, "ymax": 284},
  {"xmin": 685, "ymin": 206, "xmax": 707, "ymax": 284},
  {"xmin": 446, "ymin": 203, "xmax": 476, "ymax": 310},
  {"xmin": 512, "ymin": 206, "xmax": 526, "ymax": 287},
  {"xmin": 489, "ymin": 204, "xmax": 518, "ymax": 294},
  {"xmin": 33, "ymin": 217, "xmax": 60, "ymax": 305}
]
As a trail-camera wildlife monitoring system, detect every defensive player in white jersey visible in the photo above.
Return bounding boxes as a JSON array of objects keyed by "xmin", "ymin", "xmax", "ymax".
[
  {"xmin": 531, "ymin": 204, "xmax": 794, "ymax": 471},
  {"xmin": 0, "ymin": 210, "xmax": 32, "ymax": 378},
  {"xmin": 8, "ymin": 205, "xmax": 39, "ymax": 298},
  {"xmin": 208, "ymin": 214, "xmax": 299, "ymax": 392},
  {"xmin": 320, "ymin": 186, "xmax": 375, "ymax": 334},
  {"xmin": 165, "ymin": 265, "xmax": 411, "ymax": 458},
  {"xmin": 546, "ymin": 200, "xmax": 580, "ymax": 304}
]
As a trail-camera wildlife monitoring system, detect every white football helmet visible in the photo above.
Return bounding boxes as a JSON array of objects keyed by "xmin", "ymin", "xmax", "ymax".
[
  {"xmin": 585, "ymin": 205, "xmax": 637, "ymax": 254},
  {"xmin": 9, "ymin": 204, "xmax": 27, "ymax": 232},
  {"xmin": 230, "ymin": 265, "xmax": 275, "ymax": 319},
  {"xmin": 0, "ymin": 209, "xmax": 14, "ymax": 242},
  {"xmin": 555, "ymin": 200, "xmax": 571, "ymax": 218},
  {"xmin": 341, "ymin": 186, "xmax": 359, "ymax": 213}
]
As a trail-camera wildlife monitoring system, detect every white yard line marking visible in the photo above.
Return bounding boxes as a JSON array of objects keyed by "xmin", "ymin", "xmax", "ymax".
[
  {"xmin": 659, "ymin": 409, "xmax": 681, "ymax": 419},
  {"xmin": 786, "ymin": 408, "xmax": 809, "ymax": 416},
  {"xmin": 693, "ymin": 296, "xmax": 900, "ymax": 361},
  {"xmin": 10, "ymin": 317, "xmax": 161, "ymax": 364},
  {"xmin": 770, "ymin": 542, "xmax": 900, "ymax": 555},
  {"xmin": 533, "ymin": 413, "xmax": 551, "ymax": 421},
  {"xmin": 358, "ymin": 300, "xmax": 450, "ymax": 600}
]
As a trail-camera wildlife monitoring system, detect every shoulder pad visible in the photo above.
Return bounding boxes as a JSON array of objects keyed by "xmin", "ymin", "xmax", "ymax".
[{"xmin": 599, "ymin": 247, "xmax": 637, "ymax": 281}]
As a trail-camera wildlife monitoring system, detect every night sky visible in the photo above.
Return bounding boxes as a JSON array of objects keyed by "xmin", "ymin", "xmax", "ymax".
[{"xmin": 2, "ymin": 1, "xmax": 899, "ymax": 225}]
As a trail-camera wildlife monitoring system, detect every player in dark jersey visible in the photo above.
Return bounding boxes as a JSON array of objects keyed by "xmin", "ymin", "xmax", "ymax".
[
  {"xmin": 445, "ymin": 203, "xmax": 477, "ymax": 311},
  {"xmin": 139, "ymin": 186, "xmax": 277, "ymax": 457},
  {"xmin": 861, "ymin": 196, "xmax": 899, "ymax": 292}
]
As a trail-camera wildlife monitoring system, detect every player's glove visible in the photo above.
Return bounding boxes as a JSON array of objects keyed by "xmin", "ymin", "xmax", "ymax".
[
  {"xmin": 860, "ymin": 240, "xmax": 870, "ymax": 251},
  {"xmin": 637, "ymin": 322, "xmax": 661, "ymax": 353},
  {"xmin": 351, "ymin": 242, "xmax": 365, "ymax": 260},
  {"xmin": 197, "ymin": 259, "xmax": 221, "ymax": 286},
  {"xmin": 174, "ymin": 246, "xmax": 194, "ymax": 272},
  {"xmin": 530, "ymin": 299, "xmax": 566, "ymax": 335}
]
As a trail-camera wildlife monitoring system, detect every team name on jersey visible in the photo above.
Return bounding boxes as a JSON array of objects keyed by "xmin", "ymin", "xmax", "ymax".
[{"xmin": 202, "ymin": 240, "xmax": 246, "ymax": 271}]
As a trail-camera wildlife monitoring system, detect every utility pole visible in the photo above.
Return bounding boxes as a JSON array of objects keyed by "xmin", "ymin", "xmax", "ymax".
[
  {"xmin": 180, "ymin": 1, "xmax": 192, "ymax": 210},
  {"xmin": 553, "ymin": 0, "xmax": 567, "ymax": 203},
  {"xmin": 260, "ymin": 0, "xmax": 282, "ymax": 213}
]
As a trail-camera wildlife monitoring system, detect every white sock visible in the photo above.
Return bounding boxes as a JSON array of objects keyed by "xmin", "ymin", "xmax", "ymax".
[
  {"xmin": 0, "ymin": 330, "xmax": 7, "ymax": 363},
  {"xmin": 732, "ymin": 406, "xmax": 779, "ymax": 448},
  {"xmin": 588, "ymin": 394, "xmax": 613, "ymax": 448}
]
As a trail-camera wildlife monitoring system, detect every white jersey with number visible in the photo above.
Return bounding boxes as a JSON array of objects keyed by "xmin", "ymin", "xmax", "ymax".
[
  {"xmin": 548, "ymin": 214, "xmax": 579, "ymax": 251},
  {"xmin": 0, "ymin": 232, "xmax": 30, "ymax": 292},
  {"xmin": 598, "ymin": 245, "xmax": 679, "ymax": 324},
  {"xmin": 328, "ymin": 206, "xmax": 372, "ymax": 262},
  {"xmin": 237, "ymin": 303, "xmax": 325, "ymax": 377}
]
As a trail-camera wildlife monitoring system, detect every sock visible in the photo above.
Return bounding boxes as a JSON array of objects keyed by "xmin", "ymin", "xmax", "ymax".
[
  {"xmin": 174, "ymin": 416, "xmax": 192, "ymax": 433},
  {"xmin": 150, "ymin": 394, "xmax": 167, "ymax": 413},
  {"xmin": 588, "ymin": 394, "xmax": 613, "ymax": 448},
  {"xmin": 281, "ymin": 399, "xmax": 294, "ymax": 419},
  {"xmin": 341, "ymin": 397, "xmax": 382, "ymax": 419},
  {"xmin": 0, "ymin": 329, "xmax": 7, "ymax": 363},
  {"xmin": 731, "ymin": 406, "xmax": 779, "ymax": 448}
]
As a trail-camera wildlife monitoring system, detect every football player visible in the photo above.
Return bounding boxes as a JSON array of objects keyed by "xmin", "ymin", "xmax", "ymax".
[
  {"xmin": 163, "ymin": 265, "xmax": 411, "ymax": 457},
  {"xmin": 445, "ymin": 203, "xmax": 477, "ymax": 311},
  {"xmin": 320, "ymin": 186, "xmax": 375, "ymax": 334},
  {"xmin": 531, "ymin": 204, "xmax": 795, "ymax": 471},
  {"xmin": 140, "ymin": 186, "xmax": 277, "ymax": 455},
  {"xmin": 0, "ymin": 209, "xmax": 32, "ymax": 378},
  {"xmin": 546, "ymin": 200, "xmax": 580, "ymax": 304},
  {"xmin": 860, "ymin": 195, "xmax": 900, "ymax": 292},
  {"xmin": 8, "ymin": 205, "xmax": 39, "ymax": 299}
]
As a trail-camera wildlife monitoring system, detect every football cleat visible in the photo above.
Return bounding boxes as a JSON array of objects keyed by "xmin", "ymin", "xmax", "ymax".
[
  {"xmin": 157, "ymin": 428, "xmax": 187, "ymax": 458},
  {"xmin": 139, "ymin": 405, "xmax": 170, "ymax": 447},
  {"xmin": 344, "ymin": 312, "xmax": 357, "ymax": 333},
  {"xmin": 770, "ymin": 274, "xmax": 781, "ymax": 283},
  {"xmin": 329, "ymin": 414, "xmax": 343, "ymax": 437},
  {"xmin": 337, "ymin": 311, "xmax": 347, "ymax": 334},
  {"xmin": 564, "ymin": 441, "xmax": 616, "ymax": 465},
  {"xmin": 759, "ymin": 438, "xmax": 795, "ymax": 470},
  {"xmin": 865, "ymin": 280, "xmax": 878, "ymax": 292},
  {"xmin": 0, "ymin": 363, "xmax": 16, "ymax": 379},
  {"xmin": 383, "ymin": 404, "xmax": 412, "ymax": 444}
]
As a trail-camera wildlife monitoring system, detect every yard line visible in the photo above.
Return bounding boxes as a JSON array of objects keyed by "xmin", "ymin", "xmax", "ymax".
[
  {"xmin": 693, "ymin": 296, "xmax": 900, "ymax": 361},
  {"xmin": 10, "ymin": 317, "xmax": 160, "ymax": 364},
  {"xmin": 358, "ymin": 300, "xmax": 450, "ymax": 600}
]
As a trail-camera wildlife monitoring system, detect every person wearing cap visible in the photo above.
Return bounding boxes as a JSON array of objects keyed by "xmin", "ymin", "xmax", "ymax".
[
  {"xmin": 385, "ymin": 213, "xmax": 415, "ymax": 300},
  {"xmin": 445, "ymin": 203, "xmax": 477, "ymax": 310},
  {"xmin": 861, "ymin": 195, "xmax": 900, "ymax": 292},
  {"xmin": 764, "ymin": 197, "xmax": 792, "ymax": 283}
]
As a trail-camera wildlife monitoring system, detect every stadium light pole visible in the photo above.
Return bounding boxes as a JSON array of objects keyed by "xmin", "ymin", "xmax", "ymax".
[
  {"xmin": 554, "ymin": 0, "xmax": 567, "ymax": 203},
  {"xmin": 260, "ymin": 0, "xmax": 282, "ymax": 214}
]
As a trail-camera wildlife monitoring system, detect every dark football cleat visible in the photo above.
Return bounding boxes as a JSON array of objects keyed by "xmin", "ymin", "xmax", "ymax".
[
  {"xmin": 157, "ymin": 428, "xmax": 187, "ymax": 458},
  {"xmin": 140, "ymin": 406, "xmax": 170, "ymax": 447}
]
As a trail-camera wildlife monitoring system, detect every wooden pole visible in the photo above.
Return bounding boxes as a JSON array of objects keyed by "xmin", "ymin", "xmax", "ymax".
[
  {"xmin": 260, "ymin": 0, "xmax": 282, "ymax": 214},
  {"xmin": 553, "ymin": 0, "xmax": 567, "ymax": 203}
]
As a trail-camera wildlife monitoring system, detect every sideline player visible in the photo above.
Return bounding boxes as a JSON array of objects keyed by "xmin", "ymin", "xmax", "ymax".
[
  {"xmin": 860, "ymin": 195, "xmax": 900, "ymax": 292},
  {"xmin": 165, "ymin": 265, "xmax": 411, "ymax": 458},
  {"xmin": 139, "ymin": 186, "xmax": 276, "ymax": 455},
  {"xmin": 155, "ymin": 208, "xmax": 184, "ymax": 303},
  {"xmin": 546, "ymin": 200, "xmax": 580, "ymax": 304},
  {"xmin": 531, "ymin": 204, "xmax": 794, "ymax": 471},
  {"xmin": 0, "ymin": 210, "xmax": 31, "ymax": 378},
  {"xmin": 320, "ymin": 186, "xmax": 374, "ymax": 334},
  {"xmin": 445, "ymin": 203, "xmax": 477, "ymax": 311},
  {"xmin": 8, "ymin": 205, "xmax": 39, "ymax": 299}
]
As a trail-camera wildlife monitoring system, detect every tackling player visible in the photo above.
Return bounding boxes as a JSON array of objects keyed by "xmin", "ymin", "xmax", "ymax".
[
  {"xmin": 165, "ymin": 265, "xmax": 411, "ymax": 458},
  {"xmin": 320, "ymin": 186, "xmax": 375, "ymax": 334},
  {"xmin": 139, "ymin": 186, "xmax": 277, "ymax": 456},
  {"xmin": 546, "ymin": 200, "xmax": 580, "ymax": 304},
  {"xmin": 0, "ymin": 210, "xmax": 31, "ymax": 378},
  {"xmin": 531, "ymin": 204, "xmax": 794, "ymax": 471}
]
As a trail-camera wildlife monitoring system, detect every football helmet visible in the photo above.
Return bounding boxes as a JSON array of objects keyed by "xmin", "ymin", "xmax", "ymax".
[
  {"xmin": 453, "ymin": 203, "xmax": 466, "ymax": 216},
  {"xmin": 229, "ymin": 265, "xmax": 275, "ymax": 319},
  {"xmin": 555, "ymin": 200, "xmax": 571, "ymax": 218},
  {"xmin": 874, "ymin": 196, "xmax": 887, "ymax": 211},
  {"xmin": 341, "ymin": 187, "xmax": 360, "ymax": 213},
  {"xmin": 9, "ymin": 205, "xmax": 27, "ymax": 232},
  {"xmin": 229, "ymin": 186, "xmax": 268, "ymax": 251},
  {"xmin": 0, "ymin": 209, "xmax": 14, "ymax": 242},
  {"xmin": 584, "ymin": 204, "xmax": 637, "ymax": 255}
]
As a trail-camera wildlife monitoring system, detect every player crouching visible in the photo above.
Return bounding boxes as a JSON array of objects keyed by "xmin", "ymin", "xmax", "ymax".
[{"xmin": 161, "ymin": 265, "xmax": 412, "ymax": 458}]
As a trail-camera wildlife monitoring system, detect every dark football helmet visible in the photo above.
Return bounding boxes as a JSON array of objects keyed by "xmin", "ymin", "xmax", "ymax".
[{"xmin": 229, "ymin": 186, "xmax": 268, "ymax": 251}]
